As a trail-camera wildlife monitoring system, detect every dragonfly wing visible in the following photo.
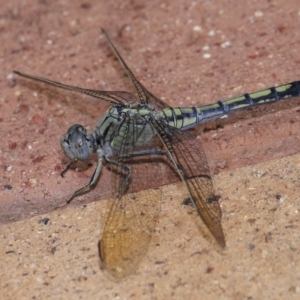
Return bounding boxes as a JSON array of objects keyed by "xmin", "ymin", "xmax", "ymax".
[
  {"xmin": 13, "ymin": 71, "xmax": 139, "ymax": 105},
  {"xmin": 73, "ymin": 90, "xmax": 138, "ymax": 105},
  {"xmin": 102, "ymin": 91, "xmax": 138, "ymax": 104},
  {"xmin": 152, "ymin": 119, "xmax": 226, "ymax": 248},
  {"xmin": 99, "ymin": 116, "xmax": 162, "ymax": 280},
  {"xmin": 99, "ymin": 188, "xmax": 161, "ymax": 280},
  {"xmin": 102, "ymin": 29, "xmax": 170, "ymax": 110},
  {"xmin": 16, "ymin": 31, "xmax": 173, "ymax": 109}
]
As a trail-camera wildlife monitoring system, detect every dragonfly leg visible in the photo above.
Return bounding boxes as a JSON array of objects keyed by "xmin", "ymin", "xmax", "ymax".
[
  {"xmin": 128, "ymin": 149, "xmax": 190, "ymax": 185},
  {"xmin": 66, "ymin": 148, "xmax": 104, "ymax": 203},
  {"xmin": 121, "ymin": 148, "xmax": 171, "ymax": 160},
  {"xmin": 105, "ymin": 157, "xmax": 131, "ymax": 196},
  {"xmin": 61, "ymin": 160, "xmax": 75, "ymax": 178},
  {"xmin": 126, "ymin": 148, "xmax": 180, "ymax": 170}
]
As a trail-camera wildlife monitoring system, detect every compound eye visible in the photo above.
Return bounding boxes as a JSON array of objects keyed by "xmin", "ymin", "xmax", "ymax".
[{"xmin": 61, "ymin": 124, "xmax": 91, "ymax": 161}]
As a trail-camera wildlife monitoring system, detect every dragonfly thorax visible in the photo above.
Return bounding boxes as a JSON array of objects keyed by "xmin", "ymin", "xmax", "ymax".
[
  {"xmin": 97, "ymin": 104, "xmax": 158, "ymax": 150},
  {"xmin": 61, "ymin": 124, "xmax": 96, "ymax": 161}
]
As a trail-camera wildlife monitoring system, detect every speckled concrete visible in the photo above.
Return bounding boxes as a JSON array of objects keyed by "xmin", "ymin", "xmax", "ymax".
[{"xmin": 1, "ymin": 155, "xmax": 300, "ymax": 299}]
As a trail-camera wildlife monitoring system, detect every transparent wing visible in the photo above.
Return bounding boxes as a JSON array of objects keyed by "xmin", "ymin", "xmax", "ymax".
[
  {"xmin": 102, "ymin": 29, "xmax": 170, "ymax": 110},
  {"xmin": 15, "ymin": 30, "xmax": 172, "ymax": 109},
  {"xmin": 13, "ymin": 70, "xmax": 138, "ymax": 105},
  {"xmin": 152, "ymin": 119, "xmax": 226, "ymax": 248},
  {"xmin": 99, "ymin": 188, "xmax": 161, "ymax": 280},
  {"xmin": 99, "ymin": 116, "xmax": 163, "ymax": 280}
]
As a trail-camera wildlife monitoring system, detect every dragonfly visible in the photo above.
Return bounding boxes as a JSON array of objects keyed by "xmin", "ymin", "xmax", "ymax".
[{"xmin": 14, "ymin": 29, "xmax": 300, "ymax": 280}]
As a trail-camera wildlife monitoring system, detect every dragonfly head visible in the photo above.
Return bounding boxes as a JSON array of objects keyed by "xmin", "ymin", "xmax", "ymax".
[{"xmin": 61, "ymin": 124, "xmax": 93, "ymax": 161}]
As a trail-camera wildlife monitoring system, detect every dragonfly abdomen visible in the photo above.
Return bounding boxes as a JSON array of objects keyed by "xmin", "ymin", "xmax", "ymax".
[
  {"xmin": 159, "ymin": 106, "xmax": 201, "ymax": 130},
  {"xmin": 219, "ymin": 81, "xmax": 300, "ymax": 116},
  {"xmin": 160, "ymin": 81, "xmax": 300, "ymax": 130}
]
